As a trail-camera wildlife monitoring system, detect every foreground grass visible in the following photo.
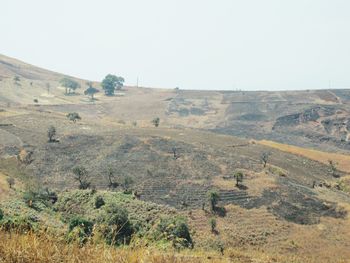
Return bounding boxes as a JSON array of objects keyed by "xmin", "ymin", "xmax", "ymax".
[
  {"xmin": 258, "ymin": 140, "xmax": 350, "ymax": 172},
  {"xmin": 0, "ymin": 230, "xmax": 234, "ymax": 263}
]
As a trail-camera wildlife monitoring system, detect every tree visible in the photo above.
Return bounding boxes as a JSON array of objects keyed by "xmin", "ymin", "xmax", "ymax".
[
  {"xmin": 328, "ymin": 160, "xmax": 339, "ymax": 178},
  {"xmin": 152, "ymin": 117, "xmax": 160, "ymax": 127},
  {"xmin": 172, "ymin": 147, "xmax": 179, "ymax": 159},
  {"xmin": 72, "ymin": 167, "xmax": 91, "ymax": 189},
  {"xmin": 84, "ymin": 82, "xmax": 99, "ymax": 100},
  {"xmin": 209, "ymin": 217, "xmax": 217, "ymax": 233},
  {"xmin": 122, "ymin": 176, "xmax": 134, "ymax": 192},
  {"xmin": 13, "ymin": 75, "xmax": 21, "ymax": 88},
  {"xmin": 233, "ymin": 171, "xmax": 243, "ymax": 187},
  {"xmin": 106, "ymin": 166, "xmax": 119, "ymax": 189},
  {"xmin": 101, "ymin": 74, "xmax": 124, "ymax": 96},
  {"xmin": 60, "ymin": 77, "xmax": 80, "ymax": 95},
  {"xmin": 66, "ymin": 112, "xmax": 81, "ymax": 123},
  {"xmin": 260, "ymin": 152, "xmax": 271, "ymax": 168},
  {"xmin": 6, "ymin": 177, "xmax": 15, "ymax": 189},
  {"xmin": 207, "ymin": 190, "xmax": 220, "ymax": 212},
  {"xmin": 47, "ymin": 126, "xmax": 56, "ymax": 142},
  {"xmin": 46, "ymin": 83, "xmax": 50, "ymax": 94}
]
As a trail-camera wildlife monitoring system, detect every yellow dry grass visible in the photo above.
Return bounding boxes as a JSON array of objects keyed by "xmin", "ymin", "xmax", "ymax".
[
  {"xmin": 0, "ymin": 230, "xmax": 242, "ymax": 263},
  {"xmin": 258, "ymin": 140, "xmax": 350, "ymax": 173}
]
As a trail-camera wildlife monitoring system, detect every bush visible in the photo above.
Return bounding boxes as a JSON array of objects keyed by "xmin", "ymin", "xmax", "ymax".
[
  {"xmin": 67, "ymin": 217, "xmax": 94, "ymax": 244},
  {"xmin": 156, "ymin": 216, "xmax": 193, "ymax": 249},
  {"xmin": 66, "ymin": 112, "xmax": 81, "ymax": 123},
  {"xmin": 95, "ymin": 196, "xmax": 105, "ymax": 209},
  {"xmin": 0, "ymin": 216, "xmax": 36, "ymax": 232},
  {"xmin": 0, "ymin": 208, "xmax": 3, "ymax": 221},
  {"xmin": 207, "ymin": 190, "xmax": 220, "ymax": 212},
  {"xmin": 23, "ymin": 188, "xmax": 57, "ymax": 211},
  {"xmin": 152, "ymin": 117, "xmax": 160, "ymax": 127},
  {"xmin": 209, "ymin": 217, "xmax": 216, "ymax": 233},
  {"xmin": 97, "ymin": 204, "xmax": 133, "ymax": 245}
]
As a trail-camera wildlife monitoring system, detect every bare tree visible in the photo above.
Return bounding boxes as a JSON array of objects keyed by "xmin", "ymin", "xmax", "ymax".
[
  {"xmin": 73, "ymin": 167, "xmax": 91, "ymax": 189},
  {"xmin": 106, "ymin": 166, "xmax": 119, "ymax": 189},
  {"xmin": 7, "ymin": 177, "xmax": 15, "ymax": 189},
  {"xmin": 260, "ymin": 152, "xmax": 271, "ymax": 168}
]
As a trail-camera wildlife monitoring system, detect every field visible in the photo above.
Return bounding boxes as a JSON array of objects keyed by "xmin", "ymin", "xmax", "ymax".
[{"xmin": 258, "ymin": 140, "xmax": 350, "ymax": 172}]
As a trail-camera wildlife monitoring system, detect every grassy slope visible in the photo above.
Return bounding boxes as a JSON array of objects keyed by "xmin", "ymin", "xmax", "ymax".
[{"xmin": 258, "ymin": 140, "xmax": 350, "ymax": 172}]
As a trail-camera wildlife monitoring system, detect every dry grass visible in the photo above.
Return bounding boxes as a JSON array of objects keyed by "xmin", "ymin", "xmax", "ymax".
[
  {"xmin": 0, "ymin": 230, "xmax": 236, "ymax": 263},
  {"xmin": 258, "ymin": 140, "xmax": 350, "ymax": 173}
]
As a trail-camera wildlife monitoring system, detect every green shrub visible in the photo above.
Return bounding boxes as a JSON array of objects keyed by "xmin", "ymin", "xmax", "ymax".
[
  {"xmin": 67, "ymin": 217, "xmax": 94, "ymax": 244},
  {"xmin": 69, "ymin": 217, "xmax": 94, "ymax": 234},
  {"xmin": 156, "ymin": 216, "xmax": 193, "ymax": 249},
  {"xmin": 23, "ymin": 188, "xmax": 57, "ymax": 211},
  {"xmin": 0, "ymin": 216, "xmax": 36, "ymax": 232},
  {"xmin": 209, "ymin": 217, "xmax": 216, "ymax": 233},
  {"xmin": 95, "ymin": 196, "xmax": 105, "ymax": 209},
  {"xmin": 0, "ymin": 208, "xmax": 3, "ymax": 221},
  {"xmin": 97, "ymin": 204, "xmax": 134, "ymax": 245}
]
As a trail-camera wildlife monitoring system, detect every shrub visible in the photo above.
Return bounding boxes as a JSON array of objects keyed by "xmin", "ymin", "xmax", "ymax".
[
  {"xmin": 67, "ymin": 217, "xmax": 94, "ymax": 244},
  {"xmin": 97, "ymin": 204, "xmax": 133, "ymax": 245},
  {"xmin": 209, "ymin": 217, "xmax": 216, "ymax": 233},
  {"xmin": 0, "ymin": 208, "xmax": 3, "ymax": 221},
  {"xmin": 69, "ymin": 217, "xmax": 94, "ymax": 235},
  {"xmin": 47, "ymin": 126, "xmax": 56, "ymax": 142},
  {"xmin": 66, "ymin": 112, "xmax": 81, "ymax": 123},
  {"xmin": 95, "ymin": 196, "xmax": 105, "ymax": 209},
  {"xmin": 0, "ymin": 216, "xmax": 36, "ymax": 232},
  {"xmin": 233, "ymin": 171, "xmax": 243, "ymax": 186},
  {"xmin": 156, "ymin": 216, "xmax": 193, "ymax": 249},
  {"xmin": 152, "ymin": 117, "xmax": 160, "ymax": 127},
  {"xmin": 207, "ymin": 190, "xmax": 220, "ymax": 212},
  {"xmin": 23, "ymin": 188, "xmax": 57, "ymax": 211}
]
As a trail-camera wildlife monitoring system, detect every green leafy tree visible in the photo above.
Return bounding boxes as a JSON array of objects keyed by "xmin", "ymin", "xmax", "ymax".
[
  {"xmin": 47, "ymin": 126, "xmax": 56, "ymax": 142},
  {"xmin": 233, "ymin": 171, "xmax": 243, "ymax": 187},
  {"xmin": 101, "ymin": 74, "xmax": 125, "ymax": 96},
  {"xmin": 66, "ymin": 112, "xmax": 81, "ymax": 123},
  {"xmin": 72, "ymin": 167, "xmax": 91, "ymax": 189},
  {"xmin": 152, "ymin": 117, "xmax": 160, "ymax": 127},
  {"xmin": 207, "ymin": 190, "xmax": 220, "ymax": 212},
  {"xmin": 84, "ymin": 82, "xmax": 99, "ymax": 100},
  {"xmin": 60, "ymin": 77, "xmax": 80, "ymax": 95}
]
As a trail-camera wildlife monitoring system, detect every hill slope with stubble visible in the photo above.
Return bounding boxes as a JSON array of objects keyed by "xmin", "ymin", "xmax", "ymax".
[{"xmin": 1, "ymin": 54, "xmax": 350, "ymax": 262}]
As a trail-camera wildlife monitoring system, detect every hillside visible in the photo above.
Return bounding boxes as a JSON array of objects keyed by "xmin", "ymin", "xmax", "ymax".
[{"xmin": 1, "ymin": 55, "xmax": 350, "ymax": 262}]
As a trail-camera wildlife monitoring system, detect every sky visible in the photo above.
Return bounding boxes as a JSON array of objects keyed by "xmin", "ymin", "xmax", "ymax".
[{"xmin": 1, "ymin": 0, "xmax": 350, "ymax": 90}]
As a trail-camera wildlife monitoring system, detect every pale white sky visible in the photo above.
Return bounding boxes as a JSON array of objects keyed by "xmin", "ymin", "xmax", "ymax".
[{"xmin": 1, "ymin": 0, "xmax": 350, "ymax": 90}]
